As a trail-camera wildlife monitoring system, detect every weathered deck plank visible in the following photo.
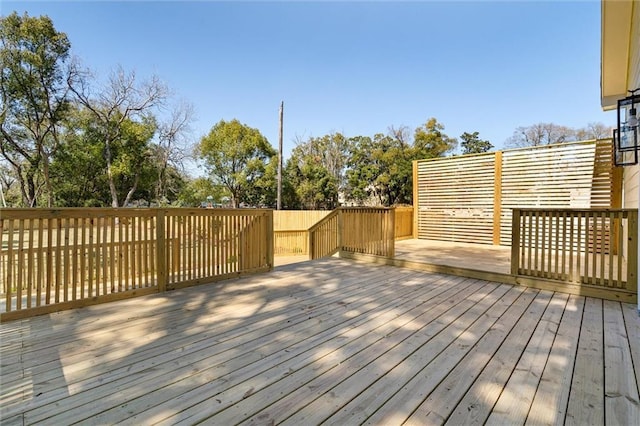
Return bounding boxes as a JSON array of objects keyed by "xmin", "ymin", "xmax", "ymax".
[
  {"xmin": 1, "ymin": 257, "xmax": 639, "ymax": 425},
  {"xmin": 603, "ymin": 300, "xmax": 640, "ymax": 426},
  {"xmin": 566, "ymin": 297, "xmax": 605, "ymax": 426}
]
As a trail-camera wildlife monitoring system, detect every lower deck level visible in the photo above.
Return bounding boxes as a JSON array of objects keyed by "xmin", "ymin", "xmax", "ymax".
[{"xmin": 2, "ymin": 257, "xmax": 639, "ymax": 425}]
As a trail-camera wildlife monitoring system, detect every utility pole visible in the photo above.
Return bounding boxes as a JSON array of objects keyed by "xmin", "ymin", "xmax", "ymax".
[{"xmin": 277, "ymin": 101, "xmax": 283, "ymax": 210}]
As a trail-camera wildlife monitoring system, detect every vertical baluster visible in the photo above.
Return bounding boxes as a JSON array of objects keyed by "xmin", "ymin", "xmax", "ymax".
[
  {"xmin": 63, "ymin": 217, "xmax": 70, "ymax": 301},
  {"xmin": 16, "ymin": 219, "xmax": 24, "ymax": 310},
  {"xmin": 72, "ymin": 217, "xmax": 79, "ymax": 301},
  {"xmin": 26, "ymin": 218, "xmax": 34, "ymax": 308}
]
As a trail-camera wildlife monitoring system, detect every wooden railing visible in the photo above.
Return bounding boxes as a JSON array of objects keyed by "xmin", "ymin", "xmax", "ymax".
[
  {"xmin": 308, "ymin": 209, "xmax": 340, "ymax": 260},
  {"xmin": 511, "ymin": 208, "xmax": 637, "ymax": 293},
  {"xmin": 341, "ymin": 207, "xmax": 395, "ymax": 258},
  {"xmin": 394, "ymin": 206, "xmax": 413, "ymax": 240},
  {"xmin": 1, "ymin": 208, "xmax": 273, "ymax": 320},
  {"xmin": 306, "ymin": 207, "xmax": 396, "ymax": 260}
]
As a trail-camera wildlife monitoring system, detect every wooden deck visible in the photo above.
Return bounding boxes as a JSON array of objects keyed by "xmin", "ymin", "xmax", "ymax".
[
  {"xmin": 395, "ymin": 239, "xmax": 512, "ymax": 275},
  {"xmin": 2, "ymin": 257, "xmax": 639, "ymax": 425}
]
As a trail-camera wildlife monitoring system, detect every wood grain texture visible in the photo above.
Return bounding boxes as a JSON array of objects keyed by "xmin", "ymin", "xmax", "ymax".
[{"xmin": 2, "ymin": 258, "xmax": 638, "ymax": 425}]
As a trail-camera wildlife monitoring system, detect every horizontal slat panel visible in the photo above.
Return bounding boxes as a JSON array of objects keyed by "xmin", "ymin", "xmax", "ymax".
[{"xmin": 415, "ymin": 140, "xmax": 614, "ymax": 246}]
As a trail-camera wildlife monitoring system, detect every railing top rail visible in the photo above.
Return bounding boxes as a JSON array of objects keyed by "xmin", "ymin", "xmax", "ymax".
[
  {"xmin": 339, "ymin": 206, "xmax": 394, "ymax": 211},
  {"xmin": 512, "ymin": 208, "xmax": 636, "ymax": 214},
  {"xmin": 307, "ymin": 209, "xmax": 340, "ymax": 233},
  {"xmin": 0, "ymin": 208, "xmax": 272, "ymax": 220}
]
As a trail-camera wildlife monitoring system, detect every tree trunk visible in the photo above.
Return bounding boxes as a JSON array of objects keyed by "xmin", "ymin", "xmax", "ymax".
[
  {"xmin": 122, "ymin": 174, "xmax": 140, "ymax": 208},
  {"xmin": 104, "ymin": 138, "xmax": 120, "ymax": 208}
]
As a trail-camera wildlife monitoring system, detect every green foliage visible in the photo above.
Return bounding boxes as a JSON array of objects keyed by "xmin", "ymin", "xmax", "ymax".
[
  {"xmin": 294, "ymin": 133, "xmax": 351, "ymax": 191},
  {"xmin": 460, "ymin": 131, "xmax": 493, "ymax": 155},
  {"xmin": 197, "ymin": 119, "xmax": 275, "ymax": 207},
  {"xmin": 0, "ymin": 12, "xmax": 73, "ymax": 207},
  {"xmin": 244, "ymin": 157, "xmax": 277, "ymax": 208},
  {"xmin": 51, "ymin": 108, "xmax": 109, "ymax": 206},
  {"xmin": 50, "ymin": 106, "xmax": 165, "ymax": 206},
  {"xmin": 413, "ymin": 118, "xmax": 458, "ymax": 159},
  {"xmin": 284, "ymin": 151, "xmax": 338, "ymax": 210},
  {"xmin": 176, "ymin": 177, "xmax": 229, "ymax": 207},
  {"xmin": 346, "ymin": 133, "xmax": 413, "ymax": 206},
  {"xmin": 280, "ymin": 133, "xmax": 350, "ymax": 210},
  {"xmin": 346, "ymin": 119, "xmax": 455, "ymax": 206}
]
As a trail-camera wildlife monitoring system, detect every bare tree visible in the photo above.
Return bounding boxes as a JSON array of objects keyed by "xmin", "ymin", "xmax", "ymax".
[
  {"xmin": 388, "ymin": 125, "xmax": 412, "ymax": 147},
  {"xmin": 505, "ymin": 123, "xmax": 576, "ymax": 148},
  {"xmin": 69, "ymin": 66, "xmax": 168, "ymax": 207},
  {"xmin": 574, "ymin": 122, "xmax": 613, "ymax": 140},
  {"xmin": 154, "ymin": 101, "xmax": 195, "ymax": 203}
]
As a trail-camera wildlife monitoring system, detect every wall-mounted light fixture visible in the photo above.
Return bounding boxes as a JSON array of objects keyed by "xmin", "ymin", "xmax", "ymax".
[{"xmin": 614, "ymin": 88, "xmax": 640, "ymax": 166}]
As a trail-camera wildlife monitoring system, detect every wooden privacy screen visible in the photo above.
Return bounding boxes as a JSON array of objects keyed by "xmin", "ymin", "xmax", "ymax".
[
  {"xmin": 414, "ymin": 152, "xmax": 496, "ymax": 244},
  {"xmin": 414, "ymin": 140, "xmax": 617, "ymax": 245},
  {"xmin": 0, "ymin": 208, "xmax": 274, "ymax": 320}
]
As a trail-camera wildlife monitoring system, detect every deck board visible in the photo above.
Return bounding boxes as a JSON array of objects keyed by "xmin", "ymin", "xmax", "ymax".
[
  {"xmin": 1, "ymin": 257, "xmax": 639, "ymax": 425},
  {"xmin": 566, "ymin": 298, "xmax": 605, "ymax": 426}
]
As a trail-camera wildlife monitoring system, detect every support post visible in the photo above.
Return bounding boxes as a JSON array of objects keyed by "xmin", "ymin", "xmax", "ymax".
[
  {"xmin": 412, "ymin": 160, "xmax": 418, "ymax": 239},
  {"xmin": 493, "ymin": 151, "xmax": 503, "ymax": 245},
  {"xmin": 156, "ymin": 209, "xmax": 166, "ymax": 293},
  {"xmin": 277, "ymin": 101, "xmax": 283, "ymax": 210},
  {"xmin": 510, "ymin": 208, "xmax": 521, "ymax": 276},
  {"xmin": 266, "ymin": 210, "xmax": 274, "ymax": 271}
]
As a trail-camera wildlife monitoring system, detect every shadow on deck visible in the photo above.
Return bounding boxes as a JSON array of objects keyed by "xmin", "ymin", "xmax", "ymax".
[{"xmin": 2, "ymin": 257, "xmax": 639, "ymax": 424}]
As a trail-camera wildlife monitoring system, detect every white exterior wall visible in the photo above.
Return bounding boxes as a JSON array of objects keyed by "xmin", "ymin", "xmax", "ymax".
[
  {"xmin": 624, "ymin": 165, "xmax": 639, "ymax": 209},
  {"xmin": 625, "ymin": 1, "xmax": 639, "ymax": 209}
]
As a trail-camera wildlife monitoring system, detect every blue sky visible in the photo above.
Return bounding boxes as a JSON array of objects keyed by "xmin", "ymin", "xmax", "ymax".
[{"xmin": 4, "ymin": 1, "xmax": 612, "ymax": 171}]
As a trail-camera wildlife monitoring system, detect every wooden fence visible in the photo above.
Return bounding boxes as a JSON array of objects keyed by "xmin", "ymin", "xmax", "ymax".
[
  {"xmin": 511, "ymin": 208, "xmax": 637, "ymax": 293},
  {"xmin": 274, "ymin": 208, "xmax": 401, "ymax": 259},
  {"xmin": 273, "ymin": 210, "xmax": 330, "ymax": 230},
  {"xmin": 0, "ymin": 208, "xmax": 273, "ymax": 320},
  {"xmin": 274, "ymin": 207, "xmax": 411, "ymax": 257},
  {"xmin": 274, "ymin": 230, "xmax": 309, "ymax": 255}
]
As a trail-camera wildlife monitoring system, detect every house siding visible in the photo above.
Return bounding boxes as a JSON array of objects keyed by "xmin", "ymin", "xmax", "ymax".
[
  {"xmin": 629, "ymin": 1, "xmax": 640, "ymax": 92},
  {"xmin": 624, "ymin": 164, "xmax": 639, "ymax": 208},
  {"xmin": 623, "ymin": 2, "xmax": 639, "ymax": 210}
]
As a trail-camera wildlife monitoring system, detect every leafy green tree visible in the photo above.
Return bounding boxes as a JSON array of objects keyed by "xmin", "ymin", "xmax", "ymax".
[
  {"xmin": 413, "ymin": 118, "xmax": 458, "ymax": 159},
  {"xmin": 460, "ymin": 131, "xmax": 493, "ymax": 154},
  {"xmin": 197, "ymin": 119, "xmax": 275, "ymax": 208},
  {"xmin": 292, "ymin": 133, "xmax": 351, "ymax": 194},
  {"xmin": 346, "ymin": 133, "xmax": 413, "ymax": 206},
  {"xmin": 50, "ymin": 108, "xmax": 110, "ymax": 206},
  {"xmin": 244, "ymin": 157, "xmax": 277, "ymax": 208},
  {"xmin": 285, "ymin": 152, "xmax": 338, "ymax": 210},
  {"xmin": 176, "ymin": 177, "xmax": 229, "ymax": 207},
  {"xmin": 0, "ymin": 12, "xmax": 76, "ymax": 207},
  {"xmin": 0, "ymin": 163, "xmax": 19, "ymax": 207},
  {"xmin": 51, "ymin": 106, "xmax": 159, "ymax": 206},
  {"xmin": 345, "ymin": 119, "xmax": 455, "ymax": 206}
]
